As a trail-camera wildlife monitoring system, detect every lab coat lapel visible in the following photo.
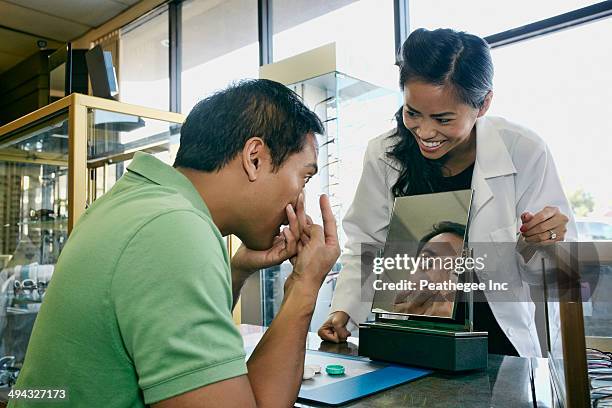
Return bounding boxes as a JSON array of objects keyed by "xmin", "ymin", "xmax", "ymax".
[
  {"xmin": 470, "ymin": 161, "xmax": 493, "ymax": 221},
  {"xmin": 377, "ymin": 119, "xmax": 517, "ymax": 222},
  {"xmin": 469, "ymin": 117, "xmax": 517, "ymax": 221}
]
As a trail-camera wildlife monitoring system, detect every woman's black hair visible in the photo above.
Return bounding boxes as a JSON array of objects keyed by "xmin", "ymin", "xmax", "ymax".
[{"xmin": 388, "ymin": 28, "xmax": 493, "ymax": 197}]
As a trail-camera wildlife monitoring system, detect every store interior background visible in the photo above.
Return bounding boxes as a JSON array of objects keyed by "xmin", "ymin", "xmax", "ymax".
[{"xmin": 0, "ymin": 0, "xmax": 611, "ymax": 334}]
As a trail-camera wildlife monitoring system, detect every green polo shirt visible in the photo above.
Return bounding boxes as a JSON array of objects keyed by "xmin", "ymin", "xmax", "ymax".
[{"xmin": 10, "ymin": 153, "xmax": 247, "ymax": 407}]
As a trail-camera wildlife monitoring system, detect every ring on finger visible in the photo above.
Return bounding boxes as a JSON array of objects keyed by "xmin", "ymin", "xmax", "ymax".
[{"xmin": 548, "ymin": 229, "xmax": 557, "ymax": 240}]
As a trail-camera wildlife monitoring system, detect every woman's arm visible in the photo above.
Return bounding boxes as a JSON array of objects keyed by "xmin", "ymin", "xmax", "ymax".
[
  {"xmin": 514, "ymin": 140, "xmax": 578, "ymax": 283},
  {"xmin": 327, "ymin": 135, "xmax": 397, "ymax": 330}
]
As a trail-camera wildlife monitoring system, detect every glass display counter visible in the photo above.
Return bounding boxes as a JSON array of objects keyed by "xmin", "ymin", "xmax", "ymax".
[
  {"xmin": 543, "ymin": 242, "xmax": 612, "ymax": 407},
  {"xmin": 0, "ymin": 94, "xmax": 185, "ymax": 384},
  {"xmin": 582, "ymin": 243, "xmax": 612, "ymax": 408}
]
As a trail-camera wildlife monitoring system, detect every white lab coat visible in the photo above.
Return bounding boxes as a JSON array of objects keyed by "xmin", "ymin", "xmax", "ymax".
[{"xmin": 329, "ymin": 115, "xmax": 577, "ymax": 357}]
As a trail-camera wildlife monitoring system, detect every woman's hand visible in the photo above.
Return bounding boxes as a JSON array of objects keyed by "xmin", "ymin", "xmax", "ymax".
[
  {"xmin": 520, "ymin": 206, "xmax": 569, "ymax": 243},
  {"xmin": 318, "ymin": 311, "xmax": 351, "ymax": 343}
]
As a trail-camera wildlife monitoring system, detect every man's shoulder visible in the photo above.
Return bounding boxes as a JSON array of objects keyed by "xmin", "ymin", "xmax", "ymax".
[
  {"xmin": 86, "ymin": 175, "xmax": 215, "ymax": 235},
  {"xmin": 68, "ymin": 180, "xmax": 224, "ymax": 270},
  {"xmin": 135, "ymin": 208, "xmax": 222, "ymax": 245},
  {"xmin": 111, "ymin": 209, "xmax": 231, "ymax": 302},
  {"xmin": 110, "ymin": 174, "xmax": 202, "ymax": 216}
]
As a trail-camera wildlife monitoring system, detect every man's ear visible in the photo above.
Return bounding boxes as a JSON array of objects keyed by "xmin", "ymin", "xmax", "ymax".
[
  {"xmin": 477, "ymin": 90, "xmax": 493, "ymax": 117},
  {"xmin": 242, "ymin": 137, "xmax": 265, "ymax": 182}
]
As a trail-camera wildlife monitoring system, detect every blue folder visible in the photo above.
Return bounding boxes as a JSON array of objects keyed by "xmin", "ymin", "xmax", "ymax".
[{"xmin": 297, "ymin": 350, "xmax": 431, "ymax": 406}]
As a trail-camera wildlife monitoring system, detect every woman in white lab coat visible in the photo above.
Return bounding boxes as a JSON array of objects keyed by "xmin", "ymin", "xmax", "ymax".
[{"xmin": 318, "ymin": 28, "xmax": 577, "ymax": 357}]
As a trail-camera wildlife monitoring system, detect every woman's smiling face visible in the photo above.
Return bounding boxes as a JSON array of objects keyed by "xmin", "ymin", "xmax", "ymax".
[{"xmin": 402, "ymin": 81, "xmax": 489, "ymax": 160}]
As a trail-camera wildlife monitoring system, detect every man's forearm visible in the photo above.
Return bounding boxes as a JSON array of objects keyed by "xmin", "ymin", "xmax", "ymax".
[{"xmin": 246, "ymin": 281, "xmax": 318, "ymax": 407}]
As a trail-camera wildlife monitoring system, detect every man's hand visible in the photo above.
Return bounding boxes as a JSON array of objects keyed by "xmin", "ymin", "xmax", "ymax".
[
  {"xmin": 520, "ymin": 206, "xmax": 569, "ymax": 243},
  {"xmin": 284, "ymin": 194, "xmax": 341, "ymax": 294},
  {"xmin": 230, "ymin": 193, "xmax": 310, "ymax": 307},
  {"xmin": 231, "ymin": 193, "xmax": 308, "ymax": 276},
  {"xmin": 393, "ymin": 287, "xmax": 436, "ymax": 314},
  {"xmin": 245, "ymin": 194, "xmax": 340, "ymax": 408},
  {"xmin": 393, "ymin": 290, "xmax": 453, "ymax": 317}
]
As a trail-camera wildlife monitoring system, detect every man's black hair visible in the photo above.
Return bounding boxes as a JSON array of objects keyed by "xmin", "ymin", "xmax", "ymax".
[
  {"xmin": 417, "ymin": 221, "xmax": 466, "ymax": 255},
  {"xmin": 174, "ymin": 79, "xmax": 324, "ymax": 172}
]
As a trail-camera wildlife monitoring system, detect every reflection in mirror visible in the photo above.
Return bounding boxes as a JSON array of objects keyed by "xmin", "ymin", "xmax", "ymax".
[{"xmin": 371, "ymin": 190, "xmax": 471, "ymax": 319}]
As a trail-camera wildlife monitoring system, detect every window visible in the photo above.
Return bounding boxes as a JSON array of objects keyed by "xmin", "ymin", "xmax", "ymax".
[
  {"xmin": 488, "ymin": 17, "xmax": 612, "ymax": 224},
  {"xmin": 119, "ymin": 7, "xmax": 170, "ymax": 110},
  {"xmin": 409, "ymin": 0, "xmax": 601, "ymax": 37},
  {"xmin": 181, "ymin": 0, "xmax": 259, "ymax": 113},
  {"xmin": 273, "ymin": 0, "xmax": 395, "ymax": 66}
]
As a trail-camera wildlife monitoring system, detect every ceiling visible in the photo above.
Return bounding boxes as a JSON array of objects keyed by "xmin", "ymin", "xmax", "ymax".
[{"xmin": 0, "ymin": 0, "xmax": 141, "ymax": 74}]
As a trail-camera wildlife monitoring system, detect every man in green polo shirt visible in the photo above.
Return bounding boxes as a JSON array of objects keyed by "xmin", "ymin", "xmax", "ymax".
[{"xmin": 11, "ymin": 79, "xmax": 340, "ymax": 407}]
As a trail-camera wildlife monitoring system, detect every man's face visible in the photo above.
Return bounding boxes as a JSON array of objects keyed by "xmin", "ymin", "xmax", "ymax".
[
  {"xmin": 417, "ymin": 232, "xmax": 464, "ymax": 282},
  {"xmin": 392, "ymin": 232, "xmax": 463, "ymax": 313},
  {"xmin": 240, "ymin": 133, "xmax": 318, "ymax": 250}
]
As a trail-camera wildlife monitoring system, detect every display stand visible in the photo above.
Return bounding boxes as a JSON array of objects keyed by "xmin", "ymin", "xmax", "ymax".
[{"xmin": 359, "ymin": 248, "xmax": 489, "ymax": 372}]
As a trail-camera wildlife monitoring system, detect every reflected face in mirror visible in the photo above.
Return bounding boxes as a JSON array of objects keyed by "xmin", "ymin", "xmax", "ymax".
[
  {"xmin": 402, "ymin": 81, "xmax": 482, "ymax": 160},
  {"xmin": 241, "ymin": 133, "xmax": 318, "ymax": 250},
  {"xmin": 392, "ymin": 230, "xmax": 464, "ymax": 318},
  {"xmin": 417, "ymin": 232, "xmax": 464, "ymax": 281}
]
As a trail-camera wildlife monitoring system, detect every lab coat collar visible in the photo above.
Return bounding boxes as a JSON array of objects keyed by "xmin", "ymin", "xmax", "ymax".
[
  {"xmin": 377, "ymin": 117, "xmax": 516, "ymax": 178},
  {"xmin": 377, "ymin": 118, "xmax": 517, "ymax": 221},
  {"xmin": 474, "ymin": 116, "xmax": 516, "ymax": 179},
  {"xmin": 470, "ymin": 116, "xmax": 517, "ymax": 221}
]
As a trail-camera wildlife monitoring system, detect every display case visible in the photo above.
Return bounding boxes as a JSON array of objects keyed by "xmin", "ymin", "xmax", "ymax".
[
  {"xmin": 239, "ymin": 43, "xmax": 401, "ymax": 329},
  {"xmin": 0, "ymin": 94, "xmax": 185, "ymax": 385},
  {"xmin": 542, "ymin": 242, "xmax": 612, "ymax": 407}
]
